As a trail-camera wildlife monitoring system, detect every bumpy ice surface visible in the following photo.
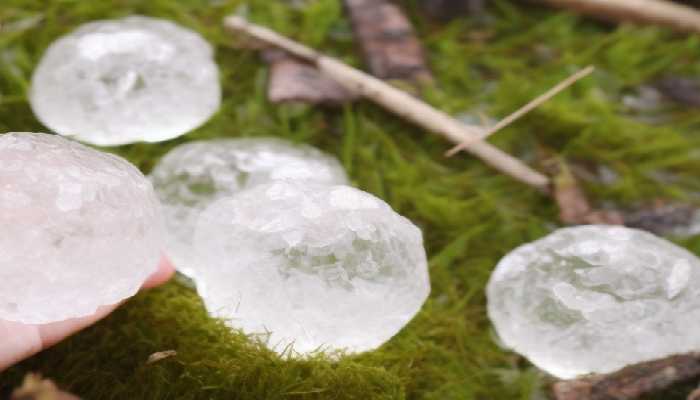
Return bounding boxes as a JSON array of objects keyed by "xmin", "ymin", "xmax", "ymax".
[
  {"xmin": 0, "ymin": 132, "xmax": 164, "ymax": 323},
  {"xmin": 30, "ymin": 15, "xmax": 220, "ymax": 146},
  {"xmin": 150, "ymin": 138, "xmax": 348, "ymax": 277},
  {"xmin": 193, "ymin": 181, "xmax": 430, "ymax": 355},
  {"xmin": 487, "ymin": 225, "xmax": 700, "ymax": 379}
]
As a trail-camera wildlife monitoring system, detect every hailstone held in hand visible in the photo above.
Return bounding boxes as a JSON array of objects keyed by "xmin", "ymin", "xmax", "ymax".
[
  {"xmin": 193, "ymin": 181, "xmax": 430, "ymax": 355},
  {"xmin": 149, "ymin": 138, "xmax": 348, "ymax": 277},
  {"xmin": 0, "ymin": 132, "xmax": 164, "ymax": 324},
  {"xmin": 30, "ymin": 15, "xmax": 221, "ymax": 146},
  {"xmin": 487, "ymin": 225, "xmax": 700, "ymax": 379}
]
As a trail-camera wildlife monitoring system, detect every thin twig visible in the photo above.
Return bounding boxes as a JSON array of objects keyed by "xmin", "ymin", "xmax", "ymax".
[
  {"xmin": 223, "ymin": 15, "xmax": 551, "ymax": 192},
  {"xmin": 537, "ymin": 0, "xmax": 700, "ymax": 34},
  {"xmin": 445, "ymin": 66, "xmax": 594, "ymax": 157}
]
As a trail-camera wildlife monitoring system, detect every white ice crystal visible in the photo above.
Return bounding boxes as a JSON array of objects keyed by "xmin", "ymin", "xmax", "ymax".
[
  {"xmin": 193, "ymin": 181, "xmax": 430, "ymax": 355},
  {"xmin": 487, "ymin": 225, "xmax": 700, "ymax": 379},
  {"xmin": 149, "ymin": 138, "xmax": 348, "ymax": 277},
  {"xmin": 30, "ymin": 15, "xmax": 220, "ymax": 146},
  {"xmin": 0, "ymin": 132, "xmax": 164, "ymax": 324}
]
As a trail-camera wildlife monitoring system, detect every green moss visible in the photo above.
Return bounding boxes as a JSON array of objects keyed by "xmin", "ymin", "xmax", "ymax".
[{"xmin": 2, "ymin": 0, "xmax": 700, "ymax": 398}]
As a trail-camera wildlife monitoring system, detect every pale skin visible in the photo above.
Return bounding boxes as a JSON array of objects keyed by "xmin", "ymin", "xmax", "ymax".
[{"xmin": 0, "ymin": 258, "xmax": 175, "ymax": 372}]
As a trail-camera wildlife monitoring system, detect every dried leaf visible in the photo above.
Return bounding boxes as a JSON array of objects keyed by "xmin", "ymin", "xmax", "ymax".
[
  {"xmin": 344, "ymin": 0, "xmax": 433, "ymax": 84},
  {"xmin": 552, "ymin": 352, "xmax": 700, "ymax": 400},
  {"xmin": 11, "ymin": 374, "xmax": 80, "ymax": 400},
  {"xmin": 146, "ymin": 350, "xmax": 177, "ymax": 364},
  {"xmin": 263, "ymin": 49, "xmax": 358, "ymax": 106},
  {"xmin": 553, "ymin": 162, "xmax": 623, "ymax": 225}
]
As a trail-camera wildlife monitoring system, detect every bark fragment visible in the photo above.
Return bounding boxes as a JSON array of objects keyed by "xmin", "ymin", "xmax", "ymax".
[
  {"xmin": 263, "ymin": 50, "xmax": 358, "ymax": 106},
  {"xmin": 552, "ymin": 353, "xmax": 700, "ymax": 400},
  {"xmin": 344, "ymin": 0, "xmax": 433, "ymax": 84}
]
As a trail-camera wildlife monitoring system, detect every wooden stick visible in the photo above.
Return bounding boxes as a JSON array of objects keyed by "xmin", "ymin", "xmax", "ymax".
[
  {"xmin": 224, "ymin": 15, "xmax": 551, "ymax": 192},
  {"xmin": 537, "ymin": 0, "xmax": 700, "ymax": 34},
  {"xmin": 445, "ymin": 66, "xmax": 594, "ymax": 157}
]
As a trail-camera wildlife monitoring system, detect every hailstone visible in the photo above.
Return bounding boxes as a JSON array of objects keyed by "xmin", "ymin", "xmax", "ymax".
[
  {"xmin": 149, "ymin": 137, "xmax": 348, "ymax": 277},
  {"xmin": 30, "ymin": 15, "xmax": 220, "ymax": 146},
  {"xmin": 487, "ymin": 225, "xmax": 700, "ymax": 379},
  {"xmin": 0, "ymin": 132, "xmax": 164, "ymax": 324},
  {"xmin": 193, "ymin": 181, "xmax": 430, "ymax": 355}
]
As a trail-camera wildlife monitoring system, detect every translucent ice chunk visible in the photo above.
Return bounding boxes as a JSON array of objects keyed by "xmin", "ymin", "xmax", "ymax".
[
  {"xmin": 193, "ymin": 181, "xmax": 430, "ymax": 355},
  {"xmin": 487, "ymin": 225, "xmax": 700, "ymax": 379},
  {"xmin": 150, "ymin": 138, "xmax": 348, "ymax": 277},
  {"xmin": 0, "ymin": 132, "xmax": 164, "ymax": 323},
  {"xmin": 30, "ymin": 15, "xmax": 220, "ymax": 146}
]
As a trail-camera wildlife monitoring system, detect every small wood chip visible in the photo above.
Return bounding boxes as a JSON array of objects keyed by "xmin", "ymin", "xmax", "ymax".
[
  {"xmin": 11, "ymin": 374, "xmax": 80, "ymax": 400},
  {"xmin": 343, "ymin": 0, "xmax": 433, "ymax": 84},
  {"xmin": 263, "ymin": 49, "xmax": 358, "ymax": 106},
  {"xmin": 552, "ymin": 352, "xmax": 700, "ymax": 400},
  {"xmin": 146, "ymin": 350, "xmax": 177, "ymax": 364}
]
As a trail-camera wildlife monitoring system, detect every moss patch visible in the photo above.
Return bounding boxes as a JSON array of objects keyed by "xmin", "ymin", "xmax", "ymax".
[{"xmin": 2, "ymin": 0, "xmax": 700, "ymax": 398}]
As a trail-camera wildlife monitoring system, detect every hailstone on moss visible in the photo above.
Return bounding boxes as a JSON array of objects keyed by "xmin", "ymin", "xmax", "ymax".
[
  {"xmin": 487, "ymin": 225, "xmax": 700, "ymax": 379},
  {"xmin": 193, "ymin": 181, "xmax": 430, "ymax": 355},
  {"xmin": 30, "ymin": 15, "xmax": 220, "ymax": 146},
  {"xmin": 150, "ymin": 138, "xmax": 348, "ymax": 277},
  {"xmin": 0, "ymin": 132, "xmax": 163, "ymax": 324}
]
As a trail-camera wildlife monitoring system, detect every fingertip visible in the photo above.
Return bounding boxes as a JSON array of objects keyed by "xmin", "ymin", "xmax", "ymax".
[
  {"xmin": 142, "ymin": 256, "xmax": 176, "ymax": 289},
  {"xmin": 24, "ymin": 257, "xmax": 176, "ymax": 361}
]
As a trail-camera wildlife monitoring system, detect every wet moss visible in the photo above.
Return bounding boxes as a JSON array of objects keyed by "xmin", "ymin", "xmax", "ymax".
[{"xmin": 2, "ymin": 0, "xmax": 700, "ymax": 398}]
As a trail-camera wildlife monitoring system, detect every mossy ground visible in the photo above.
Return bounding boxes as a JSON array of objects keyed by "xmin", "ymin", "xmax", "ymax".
[{"xmin": 2, "ymin": 0, "xmax": 700, "ymax": 398}]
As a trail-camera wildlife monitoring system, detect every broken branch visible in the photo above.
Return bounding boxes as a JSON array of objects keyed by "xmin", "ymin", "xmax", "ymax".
[
  {"xmin": 223, "ymin": 15, "xmax": 551, "ymax": 191},
  {"xmin": 536, "ymin": 0, "xmax": 700, "ymax": 35}
]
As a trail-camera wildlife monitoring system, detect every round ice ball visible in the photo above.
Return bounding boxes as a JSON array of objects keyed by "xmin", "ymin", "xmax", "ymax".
[
  {"xmin": 30, "ymin": 15, "xmax": 221, "ymax": 146},
  {"xmin": 487, "ymin": 225, "xmax": 700, "ymax": 379},
  {"xmin": 193, "ymin": 181, "xmax": 430, "ymax": 355},
  {"xmin": 0, "ymin": 132, "xmax": 164, "ymax": 324},
  {"xmin": 150, "ymin": 137, "xmax": 348, "ymax": 278}
]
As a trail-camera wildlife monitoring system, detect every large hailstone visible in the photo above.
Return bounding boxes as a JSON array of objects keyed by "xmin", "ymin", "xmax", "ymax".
[
  {"xmin": 0, "ymin": 132, "xmax": 163, "ymax": 324},
  {"xmin": 30, "ymin": 15, "xmax": 220, "ymax": 146},
  {"xmin": 193, "ymin": 181, "xmax": 430, "ymax": 355},
  {"xmin": 487, "ymin": 225, "xmax": 700, "ymax": 379},
  {"xmin": 150, "ymin": 138, "xmax": 348, "ymax": 277}
]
